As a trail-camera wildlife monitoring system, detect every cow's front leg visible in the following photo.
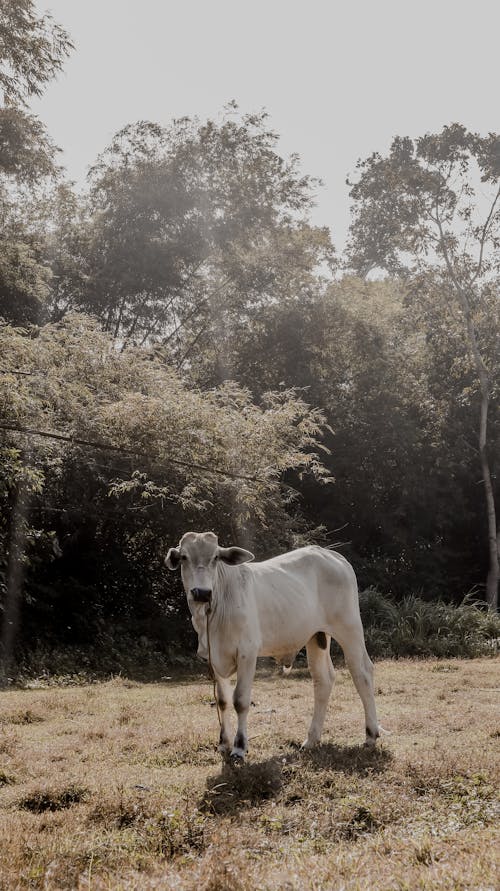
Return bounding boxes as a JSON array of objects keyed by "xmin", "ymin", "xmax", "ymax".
[
  {"xmin": 214, "ymin": 673, "xmax": 233, "ymax": 759},
  {"xmin": 232, "ymin": 652, "xmax": 257, "ymax": 761}
]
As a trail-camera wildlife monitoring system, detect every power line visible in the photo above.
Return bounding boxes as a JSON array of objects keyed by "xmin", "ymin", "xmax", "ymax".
[{"xmin": 0, "ymin": 422, "xmax": 267, "ymax": 484}]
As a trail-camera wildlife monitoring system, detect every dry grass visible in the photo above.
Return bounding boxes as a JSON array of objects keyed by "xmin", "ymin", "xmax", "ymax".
[{"xmin": 0, "ymin": 658, "xmax": 499, "ymax": 890}]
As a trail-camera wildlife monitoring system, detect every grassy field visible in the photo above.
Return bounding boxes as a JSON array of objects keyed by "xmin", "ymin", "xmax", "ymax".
[{"xmin": 0, "ymin": 658, "xmax": 499, "ymax": 890}]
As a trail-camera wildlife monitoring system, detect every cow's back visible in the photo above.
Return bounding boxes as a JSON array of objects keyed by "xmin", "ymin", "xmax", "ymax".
[{"xmin": 245, "ymin": 546, "xmax": 360, "ymax": 657}]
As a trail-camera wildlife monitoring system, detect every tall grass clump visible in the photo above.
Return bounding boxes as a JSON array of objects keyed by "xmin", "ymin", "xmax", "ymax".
[{"xmin": 359, "ymin": 590, "xmax": 500, "ymax": 658}]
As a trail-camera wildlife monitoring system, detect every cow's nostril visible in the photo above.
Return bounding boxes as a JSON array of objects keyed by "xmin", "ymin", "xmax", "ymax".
[{"xmin": 191, "ymin": 588, "xmax": 212, "ymax": 603}]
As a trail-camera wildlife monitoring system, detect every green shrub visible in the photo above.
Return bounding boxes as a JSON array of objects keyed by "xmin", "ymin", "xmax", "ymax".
[{"xmin": 359, "ymin": 590, "xmax": 500, "ymax": 658}]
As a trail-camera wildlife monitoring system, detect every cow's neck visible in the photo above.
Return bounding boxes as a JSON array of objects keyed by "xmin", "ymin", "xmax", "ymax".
[{"xmin": 210, "ymin": 562, "xmax": 246, "ymax": 624}]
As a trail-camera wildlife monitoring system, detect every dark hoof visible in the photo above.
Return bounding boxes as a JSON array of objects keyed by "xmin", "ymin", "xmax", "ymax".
[{"xmin": 229, "ymin": 753, "xmax": 245, "ymax": 767}]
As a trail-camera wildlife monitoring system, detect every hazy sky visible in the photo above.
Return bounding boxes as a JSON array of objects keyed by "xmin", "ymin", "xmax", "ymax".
[{"xmin": 33, "ymin": 0, "xmax": 499, "ymax": 248}]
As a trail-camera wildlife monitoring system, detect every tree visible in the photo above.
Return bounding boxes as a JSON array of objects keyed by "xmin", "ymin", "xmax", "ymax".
[
  {"xmin": 0, "ymin": 106, "xmax": 60, "ymax": 325},
  {"xmin": 0, "ymin": 0, "xmax": 72, "ymax": 106},
  {"xmin": 75, "ymin": 109, "xmax": 334, "ymax": 353},
  {"xmin": 40, "ymin": 184, "xmax": 91, "ymax": 321},
  {"xmin": 0, "ymin": 3, "xmax": 72, "ymax": 328},
  {"xmin": 0, "ymin": 106, "xmax": 57, "ymax": 180},
  {"xmin": 347, "ymin": 125, "xmax": 500, "ymax": 608},
  {"xmin": 212, "ymin": 275, "xmax": 476, "ymax": 596},
  {"xmin": 0, "ymin": 313, "xmax": 328, "ymax": 675}
]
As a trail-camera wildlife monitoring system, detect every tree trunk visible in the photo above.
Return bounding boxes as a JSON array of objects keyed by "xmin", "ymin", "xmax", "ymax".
[
  {"xmin": 432, "ymin": 213, "xmax": 499, "ymax": 609},
  {"xmin": 479, "ymin": 388, "xmax": 499, "ymax": 610},
  {"xmin": 0, "ymin": 482, "xmax": 29, "ymax": 684},
  {"xmin": 458, "ymin": 291, "xmax": 499, "ymax": 610}
]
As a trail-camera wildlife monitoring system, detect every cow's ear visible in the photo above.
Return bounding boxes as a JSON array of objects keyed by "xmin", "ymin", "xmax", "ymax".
[
  {"xmin": 165, "ymin": 547, "xmax": 181, "ymax": 570},
  {"xmin": 218, "ymin": 546, "xmax": 254, "ymax": 565}
]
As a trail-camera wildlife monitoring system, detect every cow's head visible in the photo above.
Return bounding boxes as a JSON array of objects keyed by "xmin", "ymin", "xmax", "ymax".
[{"xmin": 165, "ymin": 531, "xmax": 254, "ymax": 604}]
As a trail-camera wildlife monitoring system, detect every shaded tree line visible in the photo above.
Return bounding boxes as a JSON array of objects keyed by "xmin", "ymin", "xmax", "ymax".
[{"xmin": 0, "ymin": 3, "xmax": 498, "ymax": 676}]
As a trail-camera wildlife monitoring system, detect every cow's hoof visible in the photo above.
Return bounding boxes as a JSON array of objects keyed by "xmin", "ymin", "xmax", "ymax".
[
  {"xmin": 301, "ymin": 738, "xmax": 319, "ymax": 750},
  {"xmin": 230, "ymin": 755, "xmax": 244, "ymax": 768},
  {"xmin": 229, "ymin": 749, "xmax": 246, "ymax": 766},
  {"xmin": 364, "ymin": 727, "xmax": 380, "ymax": 748}
]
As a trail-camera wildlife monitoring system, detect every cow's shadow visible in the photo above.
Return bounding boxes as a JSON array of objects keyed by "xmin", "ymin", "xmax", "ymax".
[
  {"xmin": 200, "ymin": 756, "xmax": 284, "ymax": 815},
  {"xmin": 298, "ymin": 741, "xmax": 392, "ymax": 774},
  {"xmin": 200, "ymin": 743, "xmax": 392, "ymax": 816}
]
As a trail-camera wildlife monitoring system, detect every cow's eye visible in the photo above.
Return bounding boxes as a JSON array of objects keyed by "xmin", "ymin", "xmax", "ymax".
[
  {"xmin": 181, "ymin": 555, "xmax": 187, "ymax": 562},
  {"xmin": 213, "ymin": 555, "xmax": 219, "ymax": 562}
]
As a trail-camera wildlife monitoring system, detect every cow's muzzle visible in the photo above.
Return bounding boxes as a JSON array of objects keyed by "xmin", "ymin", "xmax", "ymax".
[{"xmin": 191, "ymin": 588, "xmax": 212, "ymax": 604}]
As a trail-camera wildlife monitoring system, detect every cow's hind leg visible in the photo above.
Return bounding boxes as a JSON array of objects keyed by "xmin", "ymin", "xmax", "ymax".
[
  {"xmin": 232, "ymin": 652, "xmax": 257, "ymax": 761},
  {"xmin": 332, "ymin": 620, "xmax": 379, "ymax": 746},
  {"xmin": 302, "ymin": 631, "xmax": 335, "ymax": 749},
  {"xmin": 214, "ymin": 673, "xmax": 233, "ymax": 758}
]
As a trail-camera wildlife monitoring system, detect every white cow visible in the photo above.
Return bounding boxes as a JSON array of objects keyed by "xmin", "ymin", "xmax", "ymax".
[{"xmin": 166, "ymin": 531, "xmax": 379, "ymax": 761}]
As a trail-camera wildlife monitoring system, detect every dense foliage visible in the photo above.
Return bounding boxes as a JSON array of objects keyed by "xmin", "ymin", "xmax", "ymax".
[
  {"xmin": 347, "ymin": 125, "xmax": 500, "ymax": 607},
  {"xmin": 0, "ymin": 5, "xmax": 499, "ymax": 677}
]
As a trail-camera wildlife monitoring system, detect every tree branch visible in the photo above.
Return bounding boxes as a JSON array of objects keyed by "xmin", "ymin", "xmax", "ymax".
[{"xmin": 471, "ymin": 184, "xmax": 500, "ymax": 284}]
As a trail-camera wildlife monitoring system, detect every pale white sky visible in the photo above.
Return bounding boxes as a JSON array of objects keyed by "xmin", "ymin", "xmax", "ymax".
[{"xmin": 33, "ymin": 0, "xmax": 499, "ymax": 248}]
